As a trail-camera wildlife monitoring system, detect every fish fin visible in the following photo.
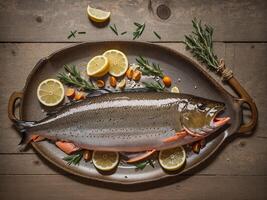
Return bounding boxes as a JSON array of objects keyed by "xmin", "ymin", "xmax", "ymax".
[
  {"xmin": 13, "ymin": 120, "xmax": 36, "ymax": 145},
  {"xmin": 162, "ymin": 131, "xmax": 187, "ymax": 143},
  {"xmin": 126, "ymin": 149, "xmax": 156, "ymax": 163},
  {"xmin": 55, "ymin": 141, "xmax": 80, "ymax": 154},
  {"xmin": 13, "ymin": 120, "xmax": 36, "ymax": 131}
]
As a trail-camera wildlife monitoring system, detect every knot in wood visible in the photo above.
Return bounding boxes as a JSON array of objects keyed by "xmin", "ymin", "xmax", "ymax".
[{"xmin": 156, "ymin": 4, "xmax": 171, "ymax": 20}]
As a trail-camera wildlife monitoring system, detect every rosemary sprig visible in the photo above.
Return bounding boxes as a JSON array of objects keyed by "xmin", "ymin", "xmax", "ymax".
[
  {"xmin": 57, "ymin": 65, "xmax": 97, "ymax": 92},
  {"xmin": 63, "ymin": 151, "xmax": 83, "ymax": 165},
  {"xmin": 153, "ymin": 31, "xmax": 161, "ymax": 40},
  {"xmin": 136, "ymin": 56, "xmax": 164, "ymax": 78},
  {"xmin": 133, "ymin": 22, "xmax": 145, "ymax": 40},
  {"xmin": 121, "ymin": 31, "xmax": 127, "ymax": 35},
  {"xmin": 184, "ymin": 18, "xmax": 219, "ymax": 70},
  {"xmin": 142, "ymin": 80, "xmax": 165, "ymax": 92},
  {"xmin": 109, "ymin": 24, "xmax": 118, "ymax": 36}
]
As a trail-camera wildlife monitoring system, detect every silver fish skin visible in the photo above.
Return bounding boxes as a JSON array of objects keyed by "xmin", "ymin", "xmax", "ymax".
[{"xmin": 16, "ymin": 92, "xmax": 226, "ymax": 152}]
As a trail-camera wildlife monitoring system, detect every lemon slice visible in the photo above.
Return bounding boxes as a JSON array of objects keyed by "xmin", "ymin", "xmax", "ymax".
[
  {"xmin": 159, "ymin": 146, "xmax": 186, "ymax": 171},
  {"xmin": 87, "ymin": 5, "xmax": 110, "ymax": 23},
  {"xmin": 103, "ymin": 50, "xmax": 128, "ymax": 77},
  {"xmin": 37, "ymin": 79, "xmax": 64, "ymax": 107},
  {"xmin": 92, "ymin": 151, "xmax": 119, "ymax": 171},
  {"xmin": 171, "ymin": 86, "xmax": 180, "ymax": 93},
  {"xmin": 87, "ymin": 55, "xmax": 109, "ymax": 77}
]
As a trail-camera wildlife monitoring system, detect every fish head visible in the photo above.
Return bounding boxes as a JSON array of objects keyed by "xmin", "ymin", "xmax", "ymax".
[{"xmin": 180, "ymin": 97, "xmax": 230, "ymax": 137}]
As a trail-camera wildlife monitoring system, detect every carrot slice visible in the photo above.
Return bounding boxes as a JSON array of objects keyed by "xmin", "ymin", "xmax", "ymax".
[
  {"xmin": 126, "ymin": 149, "xmax": 156, "ymax": 163},
  {"xmin": 55, "ymin": 141, "xmax": 80, "ymax": 154},
  {"xmin": 74, "ymin": 91, "xmax": 86, "ymax": 100},
  {"xmin": 65, "ymin": 88, "xmax": 75, "ymax": 98}
]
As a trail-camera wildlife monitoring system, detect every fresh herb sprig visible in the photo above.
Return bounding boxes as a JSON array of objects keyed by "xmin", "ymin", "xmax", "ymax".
[
  {"xmin": 184, "ymin": 18, "xmax": 219, "ymax": 70},
  {"xmin": 63, "ymin": 151, "xmax": 83, "ymax": 165},
  {"xmin": 136, "ymin": 56, "xmax": 164, "ymax": 78},
  {"xmin": 142, "ymin": 80, "xmax": 165, "ymax": 92},
  {"xmin": 109, "ymin": 24, "xmax": 118, "ymax": 36},
  {"xmin": 58, "ymin": 65, "xmax": 97, "ymax": 92},
  {"xmin": 133, "ymin": 22, "xmax": 145, "ymax": 40},
  {"xmin": 135, "ymin": 159, "xmax": 155, "ymax": 170}
]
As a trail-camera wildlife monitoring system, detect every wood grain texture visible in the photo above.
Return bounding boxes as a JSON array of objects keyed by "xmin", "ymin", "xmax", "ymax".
[
  {"xmin": 0, "ymin": 175, "xmax": 266, "ymax": 200},
  {"xmin": 0, "ymin": 0, "xmax": 266, "ymax": 42},
  {"xmin": 0, "ymin": 0, "xmax": 267, "ymax": 197}
]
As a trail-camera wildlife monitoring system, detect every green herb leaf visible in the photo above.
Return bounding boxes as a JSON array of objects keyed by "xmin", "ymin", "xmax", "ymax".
[
  {"xmin": 153, "ymin": 31, "xmax": 161, "ymax": 40},
  {"xmin": 78, "ymin": 31, "xmax": 86, "ymax": 34},
  {"xmin": 63, "ymin": 151, "xmax": 83, "ymax": 165},
  {"xmin": 134, "ymin": 161, "xmax": 148, "ymax": 170},
  {"xmin": 133, "ymin": 22, "xmax": 145, "ymax": 40},
  {"xmin": 136, "ymin": 56, "xmax": 164, "ymax": 78},
  {"xmin": 184, "ymin": 18, "xmax": 219, "ymax": 70},
  {"xmin": 57, "ymin": 65, "xmax": 97, "ymax": 92},
  {"xmin": 142, "ymin": 80, "xmax": 165, "ymax": 92},
  {"xmin": 109, "ymin": 24, "xmax": 118, "ymax": 36},
  {"xmin": 134, "ymin": 159, "xmax": 155, "ymax": 170},
  {"xmin": 121, "ymin": 31, "xmax": 127, "ymax": 35},
  {"xmin": 67, "ymin": 30, "xmax": 77, "ymax": 39}
]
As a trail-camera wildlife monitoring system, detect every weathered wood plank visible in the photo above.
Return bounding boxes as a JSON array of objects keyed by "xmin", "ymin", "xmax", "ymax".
[
  {"xmin": 225, "ymin": 43, "xmax": 267, "ymax": 138},
  {"xmin": 0, "ymin": 0, "xmax": 266, "ymax": 42},
  {"xmin": 0, "ymin": 43, "xmax": 68, "ymax": 153},
  {"xmin": 0, "ymin": 175, "xmax": 266, "ymax": 200}
]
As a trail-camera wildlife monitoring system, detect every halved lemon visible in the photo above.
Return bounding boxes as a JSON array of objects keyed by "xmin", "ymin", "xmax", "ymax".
[
  {"xmin": 92, "ymin": 151, "xmax": 119, "ymax": 171},
  {"xmin": 103, "ymin": 50, "xmax": 128, "ymax": 77},
  {"xmin": 87, "ymin": 5, "xmax": 110, "ymax": 23},
  {"xmin": 37, "ymin": 79, "xmax": 64, "ymax": 107},
  {"xmin": 159, "ymin": 146, "xmax": 186, "ymax": 171},
  {"xmin": 87, "ymin": 55, "xmax": 109, "ymax": 77}
]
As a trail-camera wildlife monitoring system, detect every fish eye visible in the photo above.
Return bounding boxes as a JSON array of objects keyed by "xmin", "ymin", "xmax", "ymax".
[{"xmin": 197, "ymin": 103, "xmax": 206, "ymax": 110}]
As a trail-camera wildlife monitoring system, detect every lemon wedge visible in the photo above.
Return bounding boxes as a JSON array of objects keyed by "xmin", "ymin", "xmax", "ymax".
[
  {"xmin": 159, "ymin": 146, "xmax": 186, "ymax": 171},
  {"xmin": 87, "ymin": 5, "xmax": 110, "ymax": 23},
  {"xmin": 171, "ymin": 86, "xmax": 180, "ymax": 93},
  {"xmin": 92, "ymin": 151, "xmax": 119, "ymax": 171},
  {"xmin": 103, "ymin": 49, "xmax": 128, "ymax": 77},
  {"xmin": 87, "ymin": 55, "xmax": 109, "ymax": 77},
  {"xmin": 37, "ymin": 79, "xmax": 64, "ymax": 107}
]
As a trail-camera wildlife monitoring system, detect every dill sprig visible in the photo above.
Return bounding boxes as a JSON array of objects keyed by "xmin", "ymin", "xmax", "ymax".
[
  {"xmin": 184, "ymin": 18, "xmax": 219, "ymax": 70},
  {"xmin": 133, "ymin": 22, "xmax": 145, "ymax": 40},
  {"xmin": 136, "ymin": 56, "xmax": 164, "ymax": 78},
  {"xmin": 109, "ymin": 24, "xmax": 118, "ymax": 36},
  {"xmin": 63, "ymin": 151, "xmax": 83, "ymax": 165},
  {"xmin": 57, "ymin": 65, "xmax": 97, "ymax": 92},
  {"xmin": 142, "ymin": 80, "xmax": 165, "ymax": 92}
]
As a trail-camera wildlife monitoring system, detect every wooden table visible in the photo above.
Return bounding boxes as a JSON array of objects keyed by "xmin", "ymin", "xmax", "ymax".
[{"xmin": 0, "ymin": 0, "xmax": 266, "ymax": 199}]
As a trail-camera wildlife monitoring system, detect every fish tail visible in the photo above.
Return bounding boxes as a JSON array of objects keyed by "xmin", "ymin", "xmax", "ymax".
[{"xmin": 13, "ymin": 120, "xmax": 36, "ymax": 146}]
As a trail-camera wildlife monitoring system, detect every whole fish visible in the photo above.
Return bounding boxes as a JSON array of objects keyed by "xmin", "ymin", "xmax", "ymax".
[{"xmin": 14, "ymin": 92, "xmax": 230, "ymax": 152}]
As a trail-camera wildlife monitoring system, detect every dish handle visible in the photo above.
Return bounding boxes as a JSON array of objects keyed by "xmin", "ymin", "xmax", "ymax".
[
  {"xmin": 227, "ymin": 77, "xmax": 258, "ymax": 134},
  {"xmin": 8, "ymin": 91, "xmax": 23, "ymax": 122}
]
